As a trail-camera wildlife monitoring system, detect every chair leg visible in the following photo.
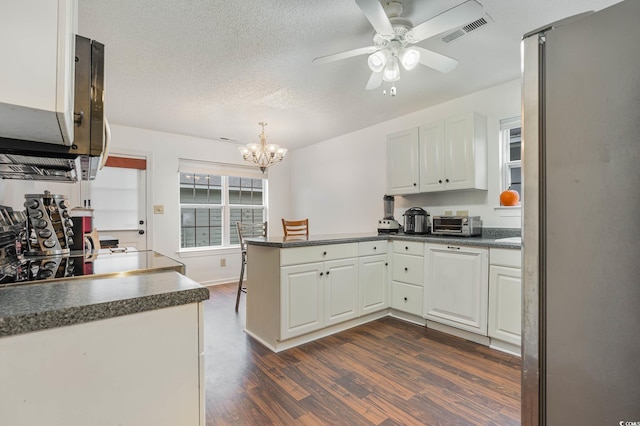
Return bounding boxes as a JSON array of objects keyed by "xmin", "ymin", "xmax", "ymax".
[{"xmin": 235, "ymin": 255, "xmax": 246, "ymax": 312}]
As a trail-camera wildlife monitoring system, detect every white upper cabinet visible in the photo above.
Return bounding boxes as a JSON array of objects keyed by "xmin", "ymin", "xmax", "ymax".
[
  {"xmin": 387, "ymin": 127, "xmax": 420, "ymax": 195},
  {"xmin": 420, "ymin": 112, "xmax": 488, "ymax": 192},
  {"xmin": 0, "ymin": 0, "xmax": 77, "ymax": 145},
  {"xmin": 388, "ymin": 112, "xmax": 488, "ymax": 194}
]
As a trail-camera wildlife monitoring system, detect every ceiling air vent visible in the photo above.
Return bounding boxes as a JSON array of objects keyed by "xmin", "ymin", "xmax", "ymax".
[{"xmin": 441, "ymin": 15, "xmax": 491, "ymax": 44}]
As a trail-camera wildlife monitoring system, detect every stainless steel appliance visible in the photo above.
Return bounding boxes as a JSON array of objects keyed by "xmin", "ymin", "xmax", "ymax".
[
  {"xmin": 24, "ymin": 191, "xmax": 74, "ymax": 255},
  {"xmin": 0, "ymin": 35, "xmax": 108, "ymax": 182},
  {"xmin": 522, "ymin": 1, "xmax": 640, "ymax": 423},
  {"xmin": 431, "ymin": 216, "xmax": 481, "ymax": 236},
  {"xmin": 402, "ymin": 207, "xmax": 429, "ymax": 234},
  {"xmin": 377, "ymin": 195, "xmax": 400, "ymax": 233}
]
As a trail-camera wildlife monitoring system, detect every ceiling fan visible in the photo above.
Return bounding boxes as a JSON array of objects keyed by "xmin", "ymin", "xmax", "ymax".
[{"xmin": 313, "ymin": 0, "xmax": 483, "ymax": 93}]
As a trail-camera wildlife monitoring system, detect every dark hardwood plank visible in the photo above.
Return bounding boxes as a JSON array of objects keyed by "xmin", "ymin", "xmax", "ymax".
[{"xmin": 204, "ymin": 283, "xmax": 521, "ymax": 425}]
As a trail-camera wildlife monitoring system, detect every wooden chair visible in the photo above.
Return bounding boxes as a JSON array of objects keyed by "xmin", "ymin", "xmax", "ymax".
[
  {"xmin": 235, "ymin": 221, "xmax": 267, "ymax": 312},
  {"xmin": 281, "ymin": 218, "xmax": 309, "ymax": 237}
]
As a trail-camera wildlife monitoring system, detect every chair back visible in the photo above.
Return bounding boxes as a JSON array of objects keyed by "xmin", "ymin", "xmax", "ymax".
[
  {"xmin": 236, "ymin": 221, "xmax": 268, "ymax": 251},
  {"xmin": 282, "ymin": 218, "xmax": 309, "ymax": 237}
]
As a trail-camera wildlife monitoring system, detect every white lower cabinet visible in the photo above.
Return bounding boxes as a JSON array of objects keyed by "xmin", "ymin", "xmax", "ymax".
[
  {"xmin": 358, "ymin": 253, "xmax": 389, "ymax": 315},
  {"xmin": 424, "ymin": 243, "xmax": 489, "ymax": 335},
  {"xmin": 280, "ymin": 243, "xmax": 359, "ymax": 340},
  {"xmin": 488, "ymin": 248, "xmax": 522, "ymax": 348},
  {"xmin": 390, "ymin": 241, "xmax": 424, "ymax": 316}
]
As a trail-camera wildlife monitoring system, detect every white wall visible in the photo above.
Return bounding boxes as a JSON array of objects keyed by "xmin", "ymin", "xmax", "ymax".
[{"xmin": 289, "ymin": 79, "xmax": 522, "ymax": 233}]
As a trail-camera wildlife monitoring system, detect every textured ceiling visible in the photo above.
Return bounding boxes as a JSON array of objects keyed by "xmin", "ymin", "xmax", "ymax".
[{"xmin": 78, "ymin": 0, "xmax": 621, "ymax": 150}]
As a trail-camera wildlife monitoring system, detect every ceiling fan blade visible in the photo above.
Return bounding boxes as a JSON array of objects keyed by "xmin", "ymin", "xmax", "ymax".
[
  {"xmin": 406, "ymin": 0, "xmax": 483, "ymax": 43},
  {"xmin": 313, "ymin": 46, "xmax": 377, "ymax": 64},
  {"xmin": 413, "ymin": 47, "xmax": 459, "ymax": 73},
  {"xmin": 355, "ymin": 0, "xmax": 394, "ymax": 37},
  {"xmin": 366, "ymin": 71, "xmax": 383, "ymax": 90}
]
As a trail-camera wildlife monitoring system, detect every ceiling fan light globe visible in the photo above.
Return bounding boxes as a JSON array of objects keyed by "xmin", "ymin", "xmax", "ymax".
[
  {"xmin": 400, "ymin": 48, "xmax": 421, "ymax": 71},
  {"xmin": 367, "ymin": 50, "xmax": 389, "ymax": 73},
  {"xmin": 383, "ymin": 56, "xmax": 400, "ymax": 82}
]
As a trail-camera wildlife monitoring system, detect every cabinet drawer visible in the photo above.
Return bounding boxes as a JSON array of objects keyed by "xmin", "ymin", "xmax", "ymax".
[
  {"xmin": 280, "ymin": 243, "xmax": 358, "ymax": 266},
  {"xmin": 358, "ymin": 240, "xmax": 388, "ymax": 256},
  {"xmin": 392, "ymin": 240, "xmax": 424, "ymax": 256},
  {"xmin": 392, "ymin": 253, "xmax": 424, "ymax": 285},
  {"xmin": 490, "ymin": 248, "xmax": 522, "ymax": 269},
  {"xmin": 391, "ymin": 281, "xmax": 423, "ymax": 316}
]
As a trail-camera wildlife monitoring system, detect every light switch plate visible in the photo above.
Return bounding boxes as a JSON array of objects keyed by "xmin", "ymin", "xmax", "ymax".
[{"xmin": 153, "ymin": 205, "xmax": 164, "ymax": 214}]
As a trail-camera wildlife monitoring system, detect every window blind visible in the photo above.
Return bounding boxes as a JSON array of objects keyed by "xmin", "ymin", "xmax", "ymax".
[{"xmin": 178, "ymin": 159, "xmax": 266, "ymax": 179}]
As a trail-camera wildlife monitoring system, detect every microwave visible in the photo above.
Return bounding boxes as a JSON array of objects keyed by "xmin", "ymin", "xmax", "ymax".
[
  {"xmin": 0, "ymin": 36, "xmax": 107, "ymax": 182},
  {"xmin": 432, "ymin": 216, "xmax": 482, "ymax": 237}
]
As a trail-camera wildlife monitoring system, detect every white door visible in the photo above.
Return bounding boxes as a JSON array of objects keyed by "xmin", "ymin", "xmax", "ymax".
[
  {"xmin": 358, "ymin": 254, "xmax": 388, "ymax": 315},
  {"xmin": 83, "ymin": 156, "xmax": 148, "ymax": 250},
  {"xmin": 424, "ymin": 244, "xmax": 488, "ymax": 335},
  {"xmin": 280, "ymin": 262, "xmax": 324, "ymax": 340},
  {"xmin": 419, "ymin": 120, "xmax": 445, "ymax": 192},
  {"xmin": 488, "ymin": 265, "xmax": 522, "ymax": 346},
  {"xmin": 387, "ymin": 127, "xmax": 419, "ymax": 195},
  {"xmin": 324, "ymin": 258, "xmax": 359, "ymax": 326}
]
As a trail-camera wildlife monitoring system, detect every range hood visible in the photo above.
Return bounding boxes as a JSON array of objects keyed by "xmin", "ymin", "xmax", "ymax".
[{"xmin": 0, "ymin": 36, "xmax": 107, "ymax": 182}]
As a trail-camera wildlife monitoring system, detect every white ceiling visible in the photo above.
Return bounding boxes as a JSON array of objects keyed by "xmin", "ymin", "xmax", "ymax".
[{"xmin": 78, "ymin": 0, "xmax": 621, "ymax": 150}]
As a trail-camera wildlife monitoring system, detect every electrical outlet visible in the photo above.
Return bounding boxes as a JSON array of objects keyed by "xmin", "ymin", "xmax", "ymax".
[
  {"xmin": 153, "ymin": 205, "xmax": 164, "ymax": 214},
  {"xmin": 220, "ymin": 258, "xmax": 226, "ymax": 267}
]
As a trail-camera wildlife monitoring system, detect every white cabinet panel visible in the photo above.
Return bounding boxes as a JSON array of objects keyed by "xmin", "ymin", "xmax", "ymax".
[
  {"xmin": 387, "ymin": 127, "xmax": 420, "ymax": 194},
  {"xmin": 280, "ymin": 243, "xmax": 358, "ymax": 266},
  {"xmin": 392, "ymin": 240, "xmax": 424, "ymax": 256},
  {"xmin": 391, "ymin": 281, "xmax": 423, "ymax": 316},
  {"xmin": 419, "ymin": 120, "xmax": 445, "ymax": 191},
  {"xmin": 0, "ymin": 0, "xmax": 77, "ymax": 144},
  {"xmin": 358, "ymin": 240, "xmax": 387, "ymax": 256},
  {"xmin": 281, "ymin": 262, "xmax": 324, "ymax": 339},
  {"xmin": 392, "ymin": 253, "xmax": 424, "ymax": 286},
  {"xmin": 424, "ymin": 244, "xmax": 488, "ymax": 335},
  {"xmin": 359, "ymin": 254, "xmax": 388, "ymax": 315},
  {"xmin": 324, "ymin": 258, "xmax": 359, "ymax": 326},
  {"xmin": 488, "ymin": 265, "xmax": 522, "ymax": 346}
]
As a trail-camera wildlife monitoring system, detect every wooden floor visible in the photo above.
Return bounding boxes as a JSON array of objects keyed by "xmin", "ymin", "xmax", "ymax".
[{"xmin": 203, "ymin": 283, "xmax": 521, "ymax": 425}]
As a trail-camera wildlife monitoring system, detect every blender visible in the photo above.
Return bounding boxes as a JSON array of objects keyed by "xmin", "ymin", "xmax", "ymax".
[{"xmin": 377, "ymin": 195, "xmax": 401, "ymax": 234}]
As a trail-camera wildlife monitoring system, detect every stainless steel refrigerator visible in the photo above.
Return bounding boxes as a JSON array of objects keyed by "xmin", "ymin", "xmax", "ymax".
[{"xmin": 521, "ymin": 0, "xmax": 640, "ymax": 424}]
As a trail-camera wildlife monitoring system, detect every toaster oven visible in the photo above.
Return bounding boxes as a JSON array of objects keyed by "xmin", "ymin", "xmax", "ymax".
[{"xmin": 431, "ymin": 216, "xmax": 482, "ymax": 236}]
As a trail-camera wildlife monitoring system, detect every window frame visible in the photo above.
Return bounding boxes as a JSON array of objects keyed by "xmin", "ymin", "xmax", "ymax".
[
  {"xmin": 178, "ymin": 162, "xmax": 268, "ymax": 252},
  {"xmin": 500, "ymin": 117, "xmax": 522, "ymax": 196}
]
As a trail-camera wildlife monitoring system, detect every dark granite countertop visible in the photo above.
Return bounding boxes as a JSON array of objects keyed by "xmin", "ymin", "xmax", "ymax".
[
  {"xmin": 246, "ymin": 228, "xmax": 522, "ymax": 250},
  {"xmin": 0, "ymin": 270, "xmax": 209, "ymax": 338}
]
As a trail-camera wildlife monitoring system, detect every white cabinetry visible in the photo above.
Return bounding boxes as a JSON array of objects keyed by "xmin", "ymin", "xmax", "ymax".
[
  {"xmin": 488, "ymin": 248, "xmax": 522, "ymax": 352},
  {"xmin": 0, "ymin": 0, "xmax": 77, "ymax": 145},
  {"xmin": 390, "ymin": 240, "xmax": 424, "ymax": 316},
  {"xmin": 280, "ymin": 244, "xmax": 358, "ymax": 340},
  {"xmin": 358, "ymin": 241, "xmax": 389, "ymax": 315},
  {"xmin": 387, "ymin": 127, "xmax": 420, "ymax": 194},
  {"xmin": 0, "ymin": 303, "xmax": 205, "ymax": 426},
  {"xmin": 419, "ymin": 112, "xmax": 488, "ymax": 192},
  {"xmin": 424, "ymin": 243, "xmax": 489, "ymax": 335}
]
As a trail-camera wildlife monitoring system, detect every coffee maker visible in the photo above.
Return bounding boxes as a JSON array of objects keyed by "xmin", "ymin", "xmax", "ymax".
[{"xmin": 377, "ymin": 195, "xmax": 401, "ymax": 234}]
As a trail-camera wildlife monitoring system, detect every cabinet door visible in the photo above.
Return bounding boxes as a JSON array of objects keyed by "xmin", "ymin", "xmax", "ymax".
[
  {"xmin": 324, "ymin": 258, "xmax": 359, "ymax": 326},
  {"xmin": 0, "ymin": 0, "xmax": 77, "ymax": 145},
  {"xmin": 424, "ymin": 244, "xmax": 489, "ymax": 335},
  {"xmin": 387, "ymin": 127, "xmax": 420, "ymax": 195},
  {"xmin": 358, "ymin": 254, "xmax": 388, "ymax": 315},
  {"xmin": 281, "ymin": 262, "xmax": 324, "ymax": 340},
  {"xmin": 419, "ymin": 120, "xmax": 446, "ymax": 192},
  {"xmin": 391, "ymin": 281, "xmax": 423, "ymax": 316},
  {"xmin": 488, "ymin": 265, "xmax": 522, "ymax": 346},
  {"xmin": 444, "ymin": 113, "xmax": 475, "ymax": 190}
]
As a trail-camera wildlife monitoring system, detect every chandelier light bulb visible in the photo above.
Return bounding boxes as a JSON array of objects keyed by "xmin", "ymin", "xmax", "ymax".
[{"xmin": 383, "ymin": 56, "xmax": 400, "ymax": 82}]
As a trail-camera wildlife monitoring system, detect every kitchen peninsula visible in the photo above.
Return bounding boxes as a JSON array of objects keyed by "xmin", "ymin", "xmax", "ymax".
[
  {"xmin": 0, "ymin": 251, "xmax": 210, "ymax": 426},
  {"xmin": 245, "ymin": 231, "xmax": 521, "ymax": 354}
]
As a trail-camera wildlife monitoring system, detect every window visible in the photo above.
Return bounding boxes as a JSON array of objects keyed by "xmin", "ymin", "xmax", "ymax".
[
  {"xmin": 501, "ymin": 117, "xmax": 522, "ymax": 196},
  {"xmin": 179, "ymin": 160, "xmax": 267, "ymax": 250}
]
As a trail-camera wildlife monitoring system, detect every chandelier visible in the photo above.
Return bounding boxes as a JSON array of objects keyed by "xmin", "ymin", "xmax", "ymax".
[{"xmin": 238, "ymin": 122, "xmax": 288, "ymax": 173}]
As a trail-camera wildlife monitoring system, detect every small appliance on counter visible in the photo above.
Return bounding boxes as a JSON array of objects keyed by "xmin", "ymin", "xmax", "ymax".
[
  {"xmin": 403, "ymin": 207, "xmax": 430, "ymax": 234},
  {"xmin": 377, "ymin": 195, "xmax": 401, "ymax": 234},
  {"xmin": 431, "ymin": 215, "xmax": 482, "ymax": 236},
  {"xmin": 70, "ymin": 203, "xmax": 101, "ymax": 252}
]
